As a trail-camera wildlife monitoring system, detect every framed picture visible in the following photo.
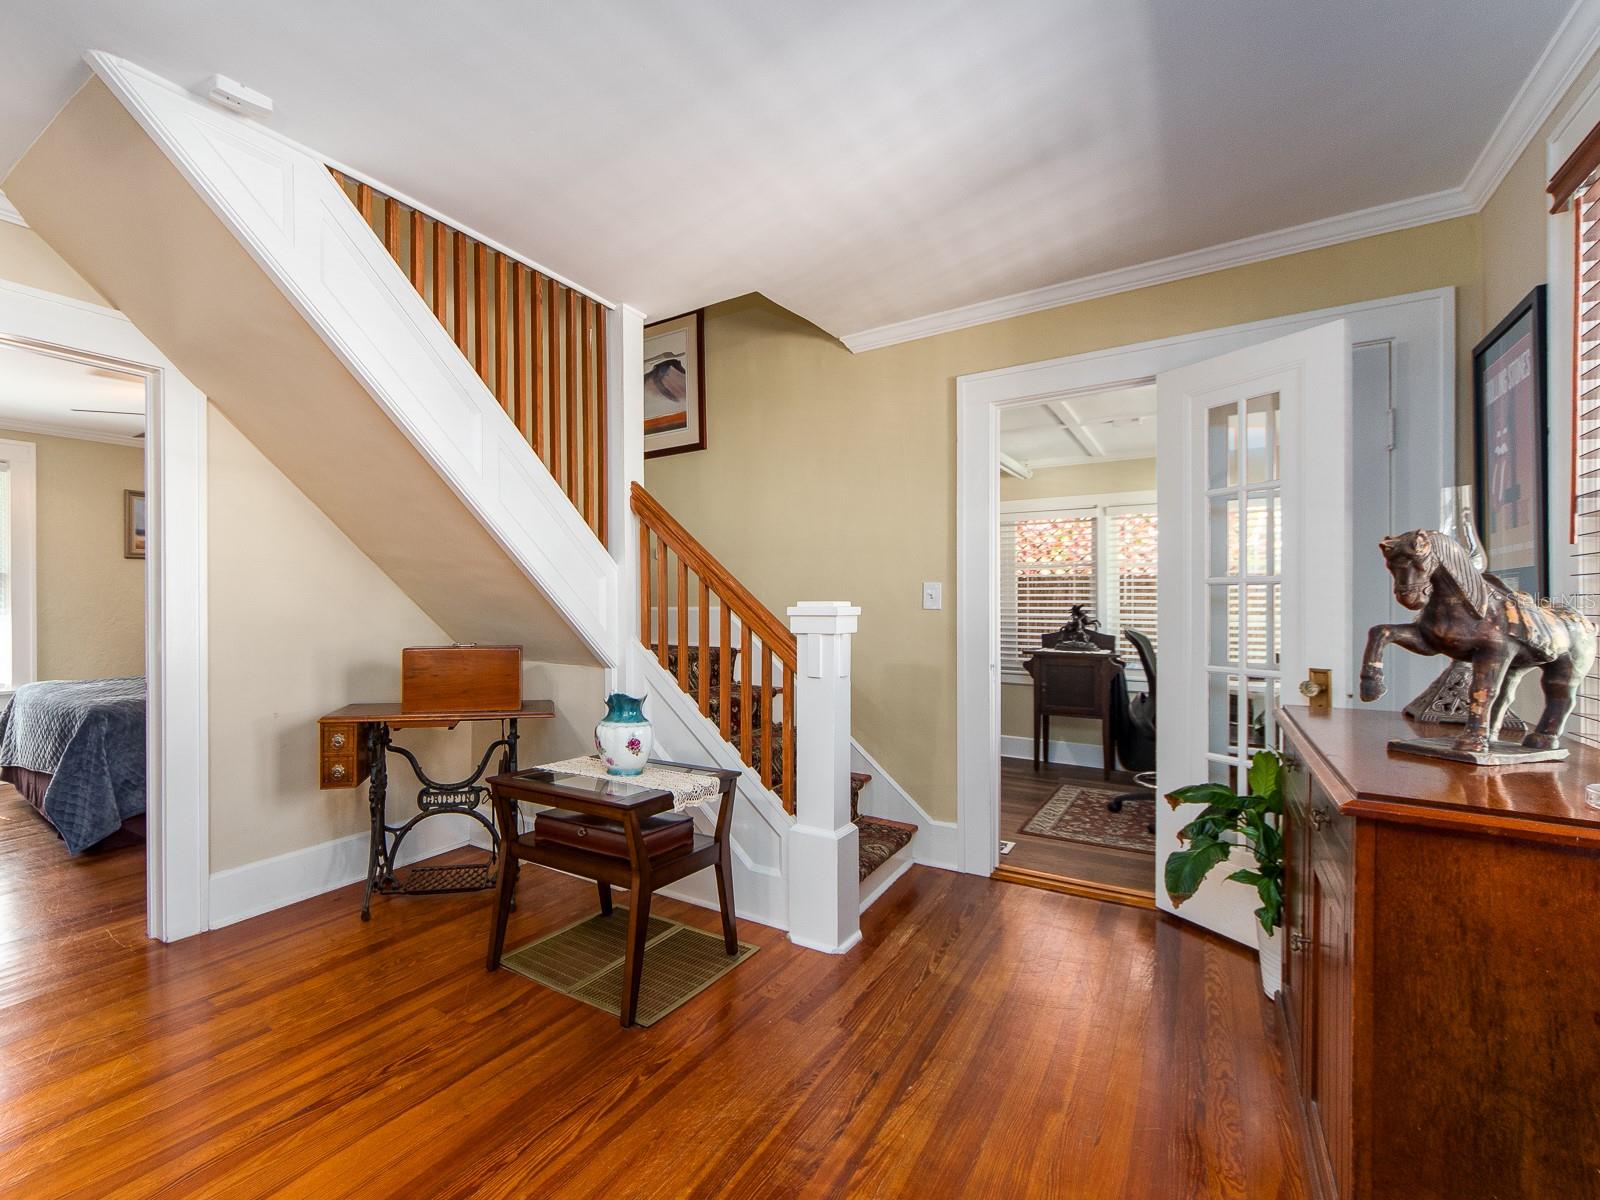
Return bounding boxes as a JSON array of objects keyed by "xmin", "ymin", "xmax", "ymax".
[
  {"xmin": 643, "ymin": 310, "xmax": 706, "ymax": 458},
  {"xmin": 1473, "ymin": 286, "xmax": 1548, "ymax": 597},
  {"xmin": 124, "ymin": 489, "xmax": 146, "ymax": 559}
]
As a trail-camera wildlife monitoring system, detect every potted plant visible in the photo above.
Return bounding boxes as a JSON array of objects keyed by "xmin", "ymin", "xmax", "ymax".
[{"xmin": 1164, "ymin": 750, "xmax": 1285, "ymax": 996}]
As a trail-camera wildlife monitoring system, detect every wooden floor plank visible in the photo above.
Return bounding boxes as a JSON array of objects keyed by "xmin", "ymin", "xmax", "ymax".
[
  {"xmin": 1000, "ymin": 755, "xmax": 1157, "ymax": 893},
  {"xmin": 0, "ymin": 790, "xmax": 1304, "ymax": 1198}
]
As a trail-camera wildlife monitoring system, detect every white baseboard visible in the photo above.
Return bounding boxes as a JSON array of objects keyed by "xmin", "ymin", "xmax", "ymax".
[
  {"xmin": 208, "ymin": 812, "xmax": 480, "ymax": 929},
  {"xmin": 788, "ymin": 928, "xmax": 863, "ymax": 955},
  {"xmin": 849, "ymin": 739, "xmax": 959, "ymax": 870},
  {"xmin": 859, "ymin": 848, "xmax": 915, "ymax": 913},
  {"xmin": 999, "ymin": 735, "xmax": 1105, "ymax": 769}
]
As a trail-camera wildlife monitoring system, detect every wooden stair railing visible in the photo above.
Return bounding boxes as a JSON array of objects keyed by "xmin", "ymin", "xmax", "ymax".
[
  {"xmin": 632, "ymin": 483, "xmax": 797, "ymax": 813},
  {"xmin": 328, "ymin": 169, "xmax": 609, "ymax": 545}
]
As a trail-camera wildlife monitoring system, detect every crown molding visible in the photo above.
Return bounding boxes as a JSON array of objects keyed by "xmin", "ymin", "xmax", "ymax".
[
  {"xmin": 0, "ymin": 189, "xmax": 27, "ymax": 229},
  {"xmin": 840, "ymin": 188, "xmax": 1473, "ymax": 352},
  {"xmin": 843, "ymin": 0, "xmax": 1600, "ymax": 354},
  {"xmin": 0, "ymin": 416, "xmax": 143, "ymax": 447},
  {"xmin": 1460, "ymin": 0, "xmax": 1600, "ymax": 207}
]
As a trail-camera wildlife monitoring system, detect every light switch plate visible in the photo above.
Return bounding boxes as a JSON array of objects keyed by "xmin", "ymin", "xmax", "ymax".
[{"xmin": 922, "ymin": 581, "xmax": 942, "ymax": 610}]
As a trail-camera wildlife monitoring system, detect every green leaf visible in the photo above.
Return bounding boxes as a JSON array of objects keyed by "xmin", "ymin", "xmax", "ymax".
[
  {"xmin": 1226, "ymin": 868, "xmax": 1264, "ymax": 887},
  {"xmin": 1247, "ymin": 751, "xmax": 1282, "ymax": 803},
  {"xmin": 1164, "ymin": 837, "xmax": 1233, "ymax": 905},
  {"xmin": 1166, "ymin": 782, "xmax": 1240, "ymax": 810}
]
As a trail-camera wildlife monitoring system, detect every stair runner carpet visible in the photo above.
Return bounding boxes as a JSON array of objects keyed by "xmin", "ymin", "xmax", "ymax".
[{"xmin": 851, "ymin": 772, "xmax": 916, "ymax": 882}]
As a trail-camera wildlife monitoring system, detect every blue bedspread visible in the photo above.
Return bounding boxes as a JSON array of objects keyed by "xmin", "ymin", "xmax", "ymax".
[{"xmin": 0, "ymin": 677, "xmax": 146, "ymax": 854}]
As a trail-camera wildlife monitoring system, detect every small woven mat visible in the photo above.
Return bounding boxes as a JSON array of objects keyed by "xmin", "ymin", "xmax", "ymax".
[
  {"xmin": 537, "ymin": 756, "xmax": 722, "ymax": 812},
  {"xmin": 1021, "ymin": 784, "xmax": 1156, "ymax": 853},
  {"xmin": 501, "ymin": 908, "xmax": 757, "ymax": 1027}
]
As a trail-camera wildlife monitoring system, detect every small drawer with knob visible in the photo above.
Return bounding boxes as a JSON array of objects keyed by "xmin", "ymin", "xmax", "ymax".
[{"xmin": 318, "ymin": 721, "xmax": 370, "ymax": 789}]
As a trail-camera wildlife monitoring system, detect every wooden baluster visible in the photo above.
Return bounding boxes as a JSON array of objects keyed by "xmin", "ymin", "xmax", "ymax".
[
  {"xmin": 639, "ymin": 526, "xmax": 653, "ymax": 646},
  {"xmin": 596, "ymin": 310, "xmax": 608, "ymax": 545},
  {"xmin": 760, "ymin": 650, "xmax": 774, "ymax": 787},
  {"xmin": 356, "ymin": 181, "xmax": 373, "ymax": 227},
  {"xmin": 409, "ymin": 209, "xmax": 425, "ymax": 294},
  {"xmin": 581, "ymin": 298, "xmax": 596, "ymax": 533},
  {"xmin": 453, "ymin": 232, "xmax": 468, "ymax": 352},
  {"xmin": 676, "ymin": 560, "xmax": 690, "ymax": 690},
  {"xmin": 740, "ymin": 624, "xmax": 753, "ymax": 765},
  {"xmin": 383, "ymin": 196, "xmax": 401, "ymax": 261},
  {"xmin": 474, "ymin": 243, "xmax": 489, "ymax": 381},
  {"xmin": 697, "ymin": 578, "xmax": 710, "ymax": 717},
  {"xmin": 565, "ymin": 288, "xmax": 579, "ymax": 508},
  {"xmin": 532, "ymin": 272, "xmax": 547, "ymax": 464},
  {"xmin": 512, "ymin": 265, "xmax": 527, "ymax": 441},
  {"xmin": 549, "ymin": 283, "xmax": 565, "ymax": 488},
  {"xmin": 494, "ymin": 255, "xmax": 509, "ymax": 411},
  {"xmin": 782, "ymin": 658, "xmax": 796, "ymax": 812},
  {"xmin": 719, "ymin": 602, "xmax": 733, "ymax": 741},
  {"xmin": 432, "ymin": 222, "xmax": 448, "ymax": 324},
  {"xmin": 655, "ymin": 540, "xmax": 669, "ymax": 668}
]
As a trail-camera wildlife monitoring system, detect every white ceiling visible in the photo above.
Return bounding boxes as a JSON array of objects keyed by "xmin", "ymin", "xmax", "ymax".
[
  {"xmin": 1001, "ymin": 384, "xmax": 1155, "ymax": 470},
  {"xmin": 0, "ymin": 1, "xmax": 1575, "ymax": 343},
  {"xmin": 0, "ymin": 343, "xmax": 144, "ymax": 440}
]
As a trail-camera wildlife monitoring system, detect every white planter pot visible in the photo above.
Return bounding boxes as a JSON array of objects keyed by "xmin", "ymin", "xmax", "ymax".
[{"xmin": 1256, "ymin": 924, "xmax": 1283, "ymax": 998}]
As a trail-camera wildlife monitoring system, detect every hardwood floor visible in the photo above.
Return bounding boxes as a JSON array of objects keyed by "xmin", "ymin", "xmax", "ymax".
[
  {"xmin": 0, "ymin": 789, "xmax": 1306, "ymax": 1199},
  {"xmin": 999, "ymin": 755, "xmax": 1157, "ymax": 895}
]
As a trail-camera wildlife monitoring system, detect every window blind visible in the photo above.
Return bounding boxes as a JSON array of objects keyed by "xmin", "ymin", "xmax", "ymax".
[
  {"xmin": 1109, "ymin": 509, "xmax": 1158, "ymax": 663},
  {"xmin": 1572, "ymin": 172, "xmax": 1600, "ymax": 747},
  {"xmin": 1000, "ymin": 512, "xmax": 1097, "ymax": 675}
]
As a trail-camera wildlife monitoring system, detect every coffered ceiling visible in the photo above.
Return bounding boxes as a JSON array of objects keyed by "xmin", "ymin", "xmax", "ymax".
[{"xmin": 0, "ymin": 1, "xmax": 1581, "ymax": 346}]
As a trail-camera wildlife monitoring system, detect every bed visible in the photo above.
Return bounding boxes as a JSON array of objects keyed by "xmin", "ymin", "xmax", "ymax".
[{"xmin": 0, "ymin": 677, "xmax": 146, "ymax": 854}]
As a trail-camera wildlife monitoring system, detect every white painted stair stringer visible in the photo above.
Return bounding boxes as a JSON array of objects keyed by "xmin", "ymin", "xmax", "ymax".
[
  {"xmin": 631, "ymin": 643, "xmax": 789, "ymax": 931},
  {"xmin": 84, "ymin": 51, "xmax": 618, "ymax": 663}
]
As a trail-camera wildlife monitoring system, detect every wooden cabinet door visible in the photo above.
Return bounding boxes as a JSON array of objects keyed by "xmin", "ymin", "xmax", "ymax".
[
  {"xmin": 1282, "ymin": 758, "xmax": 1315, "ymax": 1085},
  {"xmin": 1306, "ymin": 782, "xmax": 1354, "ymax": 1200}
]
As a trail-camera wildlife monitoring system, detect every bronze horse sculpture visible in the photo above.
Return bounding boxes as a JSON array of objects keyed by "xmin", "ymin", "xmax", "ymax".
[{"xmin": 1361, "ymin": 530, "xmax": 1596, "ymax": 755}]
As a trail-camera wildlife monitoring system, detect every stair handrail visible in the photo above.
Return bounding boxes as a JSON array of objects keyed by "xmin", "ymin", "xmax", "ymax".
[{"xmin": 632, "ymin": 482, "xmax": 797, "ymax": 811}]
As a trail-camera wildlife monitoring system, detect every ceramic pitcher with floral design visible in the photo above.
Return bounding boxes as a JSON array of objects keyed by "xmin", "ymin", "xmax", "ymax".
[{"xmin": 595, "ymin": 693, "xmax": 652, "ymax": 776}]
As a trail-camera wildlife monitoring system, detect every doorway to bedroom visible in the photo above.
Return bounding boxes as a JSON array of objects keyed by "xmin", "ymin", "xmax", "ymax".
[{"xmin": 0, "ymin": 340, "xmax": 149, "ymax": 922}]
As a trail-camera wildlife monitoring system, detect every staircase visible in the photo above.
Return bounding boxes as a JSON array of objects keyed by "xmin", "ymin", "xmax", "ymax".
[{"xmin": 14, "ymin": 52, "xmax": 900, "ymax": 953}]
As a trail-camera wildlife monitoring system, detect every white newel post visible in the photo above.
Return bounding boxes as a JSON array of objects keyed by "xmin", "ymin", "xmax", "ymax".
[{"xmin": 785, "ymin": 601, "xmax": 862, "ymax": 954}]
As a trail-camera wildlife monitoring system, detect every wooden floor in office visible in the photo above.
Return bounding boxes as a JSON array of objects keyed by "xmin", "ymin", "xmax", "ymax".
[
  {"xmin": 999, "ymin": 755, "xmax": 1157, "ymax": 896},
  {"xmin": 0, "ymin": 788, "xmax": 1306, "ymax": 1199}
]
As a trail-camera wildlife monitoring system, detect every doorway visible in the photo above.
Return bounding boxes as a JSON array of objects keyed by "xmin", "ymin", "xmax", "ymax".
[
  {"xmin": 993, "ymin": 385, "xmax": 1159, "ymax": 903},
  {"xmin": 0, "ymin": 279, "xmax": 209, "ymax": 941},
  {"xmin": 956, "ymin": 289, "xmax": 1456, "ymax": 926}
]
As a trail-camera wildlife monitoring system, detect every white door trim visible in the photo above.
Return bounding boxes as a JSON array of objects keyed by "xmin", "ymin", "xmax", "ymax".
[
  {"xmin": 955, "ymin": 288, "xmax": 1454, "ymax": 877},
  {"xmin": 0, "ymin": 438, "xmax": 39, "ymax": 689},
  {"xmin": 0, "ymin": 279, "xmax": 209, "ymax": 941}
]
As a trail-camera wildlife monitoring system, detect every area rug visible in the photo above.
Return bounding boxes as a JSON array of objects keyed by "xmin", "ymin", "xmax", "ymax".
[
  {"xmin": 1020, "ymin": 784, "xmax": 1156, "ymax": 853},
  {"xmin": 501, "ymin": 908, "xmax": 757, "ymax": 1027}
]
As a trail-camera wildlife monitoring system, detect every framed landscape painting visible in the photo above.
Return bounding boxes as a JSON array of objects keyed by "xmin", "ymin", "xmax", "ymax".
[
  {"xmin": 643, "ymin": 310, "xmax": 706, "ymax": 458},
  {"xmin": 1473, "ymin": 285, "xmax": 1548, "ymax": 597},
  {"xmin": 124, "ymin": 489, "xmax": 146, "ymax": 559}
]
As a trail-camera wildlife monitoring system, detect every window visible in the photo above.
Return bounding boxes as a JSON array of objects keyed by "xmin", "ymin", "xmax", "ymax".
[
  {"xmin": 1571, "ymin": 170, "xmax": 1600, "ymax": 745},
  {"xmin": 1000, "ymin": 495, "xmax": 1158, "ymax": 680}
]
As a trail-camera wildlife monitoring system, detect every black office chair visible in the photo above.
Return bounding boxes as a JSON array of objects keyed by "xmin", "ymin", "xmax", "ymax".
[{"xmin": 1108, "ymin": 629, "xmax": 1157, "ymax": 832}]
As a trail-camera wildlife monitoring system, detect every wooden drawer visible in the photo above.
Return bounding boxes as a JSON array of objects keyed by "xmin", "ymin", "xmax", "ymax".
[{"xmin": 318, "ymin": 720, "xmax": 370, "ymax": 789}]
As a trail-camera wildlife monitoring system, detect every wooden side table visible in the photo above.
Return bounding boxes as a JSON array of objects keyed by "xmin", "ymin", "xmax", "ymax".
[
  {"xmin": 486, "ymin": 761, "xmax": 739, "ymax": 1028},
  {"xmin": 1023, "ymin": 648, "xmax": 1123, "ymax": 778}
]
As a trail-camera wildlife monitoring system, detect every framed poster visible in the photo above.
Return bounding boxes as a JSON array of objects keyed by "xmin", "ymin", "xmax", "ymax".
[
  {"xmin": 124, "ymin": 489, "xmax": 146, "ymax": 559},
  {"xmin": 643, "ymin": 310, "xmax": 706, "ymax": 458},
  {"xmin": 1473, "ymin": 286, "xmax": 1548, "ymax": 597}
]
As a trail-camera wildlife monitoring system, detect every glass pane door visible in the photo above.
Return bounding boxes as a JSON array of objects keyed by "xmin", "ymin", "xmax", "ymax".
[{"xmin": 1205, "ymin": 391, "xmax": 1280, "ymax": 785}]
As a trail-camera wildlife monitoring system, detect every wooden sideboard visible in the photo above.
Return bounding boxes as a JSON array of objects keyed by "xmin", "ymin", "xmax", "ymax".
[{"xmin": 1278, "ymin": 705, "xmax": 1600, "ymax": 1200}]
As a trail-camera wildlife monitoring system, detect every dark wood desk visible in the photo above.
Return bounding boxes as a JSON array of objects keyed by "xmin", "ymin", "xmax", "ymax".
[
  {"xmin": 317, "ymin": 701, "xmax": 555, "ymax": 919},
  {"xmin": 1023, "ymin": 648, "xmax": 1123, "ymax": 777},
  {"xmin": 487, "ymin": 762, "xmax": 740, "ymax": 1027}
]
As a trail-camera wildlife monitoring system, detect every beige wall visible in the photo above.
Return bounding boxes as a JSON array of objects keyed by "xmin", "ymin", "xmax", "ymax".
[
  {"xmin": 646, "ymin": 218, "xmax": 1483, "ymax": 822},
  {"xmin": 0, "ymin": 427, "xmax": 146, "ymax": 680},
  {"xmin": 206, "ymin": 406, "xmax": 473, "ymax": 873},
  {"xmin": 998, "ymin": 456, "xmax": 1156, "ymax": 746},
  {"xmin": 0, "ymin": 221, "xmax": 108, "ymax": 306}
]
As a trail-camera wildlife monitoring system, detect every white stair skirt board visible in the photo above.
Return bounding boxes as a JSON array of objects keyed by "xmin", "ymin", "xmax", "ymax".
[
  {"xmin": 848, "ymin": 740, "xmax": 959, "ymax": 870},
  {"xmin": 859, "ymin": 847, "xmax": 916, "ymax": 913},
  {"xmin": 208, "ymin": 812, "xmax": 481, "ymax": 929},
  {"xmin": 998, "ymin": 735, "xmax": 1106, "ymax": 770}
]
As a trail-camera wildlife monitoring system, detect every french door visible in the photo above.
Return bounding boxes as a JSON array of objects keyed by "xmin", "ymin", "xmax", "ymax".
[{"xmin": 1155, "ymin": 320, "xmax": 1353, "ymax": 945}]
